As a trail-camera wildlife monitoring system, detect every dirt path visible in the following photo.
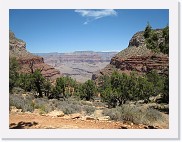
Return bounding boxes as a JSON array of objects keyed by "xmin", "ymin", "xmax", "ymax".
[{"xmin": 9, "ymin": 112, "xmax": 163, "ymax": 129}]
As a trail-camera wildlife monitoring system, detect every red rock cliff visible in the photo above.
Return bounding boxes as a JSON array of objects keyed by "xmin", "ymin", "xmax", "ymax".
[
  {"xmin": 92, "ymin": 29, "xmax": 169, "ymax": 81},
  {"xmin": 9, "ymin": 31, "xmax": 61, "ymax": 80}
]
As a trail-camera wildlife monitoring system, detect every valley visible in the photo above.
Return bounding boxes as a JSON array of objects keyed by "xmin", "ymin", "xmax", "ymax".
[{"xmin": 36, "ymin": 51, "xmax": 117, "ymax": 82}]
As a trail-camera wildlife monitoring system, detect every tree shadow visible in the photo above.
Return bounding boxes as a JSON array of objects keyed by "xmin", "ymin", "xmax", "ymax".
[{"xmin": 9, "ymin": 121, "xmax": 38, "ymax": 129}]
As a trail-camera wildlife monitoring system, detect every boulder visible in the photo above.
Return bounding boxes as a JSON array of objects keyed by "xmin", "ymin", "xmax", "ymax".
[
  {"xmin": 85, "ymin": 116, "xmax": 95, "ymax": 120},
  {"xmin": 98, "ymin": 116, "xmax": 110, "ymax": 121},
  {"xmin": 10, "ymin": 106, "xmax": 22, "ymax": 113},
  {"xmin": 47, "ymin": 110, "xmax": 64, "ymax": 117},
  {"xmin": 70, "ymin": 113, "xmax": 81, "ymax": 119}
]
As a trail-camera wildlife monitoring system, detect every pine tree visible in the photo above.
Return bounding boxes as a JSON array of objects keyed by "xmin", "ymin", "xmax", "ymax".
[{"xmin": 144, "ymin": 22, "xmax": 152, "ymax": 38}]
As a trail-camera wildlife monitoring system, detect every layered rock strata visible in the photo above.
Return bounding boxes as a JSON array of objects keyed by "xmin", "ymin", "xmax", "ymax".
[
  {"xmin": 9, "ymin": 31, "xmax": 61, "ymax": 80},
  {"xmin": 92, "ymin": 29, "xmax": 169, "ymax": 81}
]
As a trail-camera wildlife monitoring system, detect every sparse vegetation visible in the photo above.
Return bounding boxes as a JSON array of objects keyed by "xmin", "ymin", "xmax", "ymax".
[
  {"xmin": 144, "ymin": 23, "xmax": 169, "ymax": 54},
  {"xmin": 103, "ymin": 104, "xmax": 165, "ymax": 126},
  {"xmin": 9, "ymin": 94, "xmax": 34, "ymax": 112}
]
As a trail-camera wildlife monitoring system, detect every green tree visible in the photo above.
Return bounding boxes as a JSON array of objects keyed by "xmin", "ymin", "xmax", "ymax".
[
  {"xmin": 9, "ymin": 57, "xmax": 19, "ymax": 91},
  {"xmin": 101, "ymin": 87, "xmax": 117, "ymax": 108},
  {"xmin": 81, "ymin": 80, "xmax": 96, "ymax": 101},
  {"xmin": 32, "ymin": 69, "xmax": 45, "ymax": 98},
  {"xmin": 144, "ymin": 24, "xmax": 169, "ymax": 55},
  {"xmin": 43, "ymin": 79, "xmax": 52, "ymax": 97},
  {"xmin": 111, "ymin": 72, "xmax": 131, "ymax": 106},
  {"xmin": 16, "ymin": 73, "xmax": 34, "ymax": 92},
  {"xmin": 143, "ymin": 22, "xmax": 152, "ymax": 38},
  {"xmin": 159, "ymin": 25, "xmax": 169, "ymax": 54},
  {"xmin": 52, "ymin": 76, "xmax": 78, "ymax": 99},
  {"xmin": 135, "ymin": 76, "xmax": 154, "ymax": 101},
  {"xmin": 162, "ymin": 76, "xmax": 169, "ymax": 103},
  {"xmin": 146, "ymin": 31, "xmax": 160, "ymax": 53},
  {"xmin": 146, "ymin": 70, "xmax": 165, "ymax": 96},
  {"xmin": 54, "ymin": 77, "xmax": 66, "ymax": 98}
]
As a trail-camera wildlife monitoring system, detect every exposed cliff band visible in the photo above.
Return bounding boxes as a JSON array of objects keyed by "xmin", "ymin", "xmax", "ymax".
[
  {"xmin": 92, "ymin": 29, "xmax": 169, "ymax": 81},
  {"xmin": 9, "ymin": 31, "xmax": 61, "ymax": 80}
]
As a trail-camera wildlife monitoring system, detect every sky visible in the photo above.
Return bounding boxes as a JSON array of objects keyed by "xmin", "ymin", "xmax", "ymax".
[{"xmin": 9, "ymin": 9, "xmax": 169, "ymax": 53}]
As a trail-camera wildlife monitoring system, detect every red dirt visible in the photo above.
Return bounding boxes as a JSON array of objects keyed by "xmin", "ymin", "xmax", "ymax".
[{"xmin": 9, "ymin": 112, "xmax": 163, "ymax": 129}]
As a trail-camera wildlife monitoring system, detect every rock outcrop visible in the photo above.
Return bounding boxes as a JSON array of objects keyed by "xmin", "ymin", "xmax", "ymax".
[
  {"xmin": 92, "ymin": 29, "xmax": 169, "ymax": 81},
  {"xmin": 9, "ymin": 31, "xmax": 61, "ymax": 80}
]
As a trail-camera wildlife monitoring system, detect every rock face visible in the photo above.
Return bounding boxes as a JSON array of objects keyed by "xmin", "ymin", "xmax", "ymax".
[
  {"xmin": 37, "ymin": 51, "xmax": 117, "ymax": 82},
  {"xmin": 92, "ymin": 29, "xmax": 169, "ymax": 81},
  {"xmin": 9, "ymin": 31, "xmax": 61, "ymax": 80}
]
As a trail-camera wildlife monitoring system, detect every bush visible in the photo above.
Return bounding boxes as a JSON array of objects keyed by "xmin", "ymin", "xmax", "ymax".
[
  {"xmin": 48, "ymin": 98, "xmax": 95, "ymax": 115},
  {"xmin": 92, "ymin": 101, "xmax": 106, "ymax": 107},
  {"xmin": 9, "ymin": 94, "xmax": 34, "ymax": 112},
  {"xmin": 82, "ymin": 105, "xmax": 95, "ymax": 115},
  {"xmin": 10, "ymin": 93, "xmax": 96, "ymax": 115},
  {"xmin": 102, "ymin": 104, "xmax": 165, "ymax": 125},
  {"xmin": 56, "ymin": 101, "xmax": 82, "ymax": 114},
  {"xmin": 51, "ymin": 98, "xmax": 82, "ymax": 114},
  {"xmin": 80, "ymin": 100, "xmax": 93, "ymax": 106},
  {"xmin": 34, "ymin": 98, "xmax": 52, "ymax": 113}
]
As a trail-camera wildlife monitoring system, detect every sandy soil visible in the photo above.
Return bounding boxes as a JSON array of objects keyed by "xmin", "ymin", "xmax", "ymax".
[{"xmin": 9, "ymin": 112, "xmax": 164, "ymax": 129}]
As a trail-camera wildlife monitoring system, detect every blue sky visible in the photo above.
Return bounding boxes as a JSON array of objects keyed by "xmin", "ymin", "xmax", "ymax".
[{"xmin": 9, "ymin": 9, "xmax": 169, "ymax": 53}]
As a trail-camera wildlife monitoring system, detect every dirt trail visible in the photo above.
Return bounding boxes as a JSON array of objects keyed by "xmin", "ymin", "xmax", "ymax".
[{"xmin": 9, "ymin": 112, "xmax": 164, "ymax": 129}]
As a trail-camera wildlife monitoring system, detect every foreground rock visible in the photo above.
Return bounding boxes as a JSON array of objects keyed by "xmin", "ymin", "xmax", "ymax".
[
  {"xmin": 47, "ymin": 110, "xmax": 64, "ymax": 117},
  {"xmin": 10, "ymin": 106, "xmax": 22, "ymax": 113}
]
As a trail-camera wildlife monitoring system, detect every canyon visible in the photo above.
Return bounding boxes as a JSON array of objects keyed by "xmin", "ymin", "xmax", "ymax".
[{"xmin": 36, "ymin": 51, "xmax": 117, "ymax": 82}]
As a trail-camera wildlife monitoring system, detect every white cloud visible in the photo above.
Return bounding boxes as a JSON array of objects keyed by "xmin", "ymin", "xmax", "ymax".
[{"xmin": 75, "ymin": 9, "xmax": 117, "ymax": 24}]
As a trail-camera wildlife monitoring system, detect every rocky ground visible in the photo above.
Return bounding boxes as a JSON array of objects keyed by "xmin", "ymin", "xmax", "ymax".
[
  {"xmin": 9, "ymin": 112, "xmax": 160, "ymax": 129},
  {"xmin": 9, "ymin": 105, "xmax": 168, "ymax": 129}
]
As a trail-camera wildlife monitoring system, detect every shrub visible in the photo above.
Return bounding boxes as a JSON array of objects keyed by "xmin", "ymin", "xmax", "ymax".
[
  {"xmin": 34, "ymin": 98, "xmax": 53, "ymax": 113},
  {"xmin": 9, "ymin": 94, "xmax": 34, "ymax": 112},
  {"xmin": 11, "ymin": 87, "xmax": 25, "ymax": 94},
  {"xmin": 54, "ymin": 100, "xmax": 82, "ymax": 114},
  {"xmin": 80, "ymin": 100, "xmax": 93, "ymax": 106},
  {"xmin": 82, "ymin": 105, "xmax": 95, "ymax": 115},
  {"xmin": 92, "ymin": 101, "xmax": 106, "ymax": 107},
  {"xmin": 102, "ymin": 104, "xmax": 165, "ymax": 125}
]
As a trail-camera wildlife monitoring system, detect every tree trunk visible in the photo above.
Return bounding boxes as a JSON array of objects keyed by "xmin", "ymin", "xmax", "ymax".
[{"xmin": 35, "ymin": 81, "xmax": 42, "ymax": 98}]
